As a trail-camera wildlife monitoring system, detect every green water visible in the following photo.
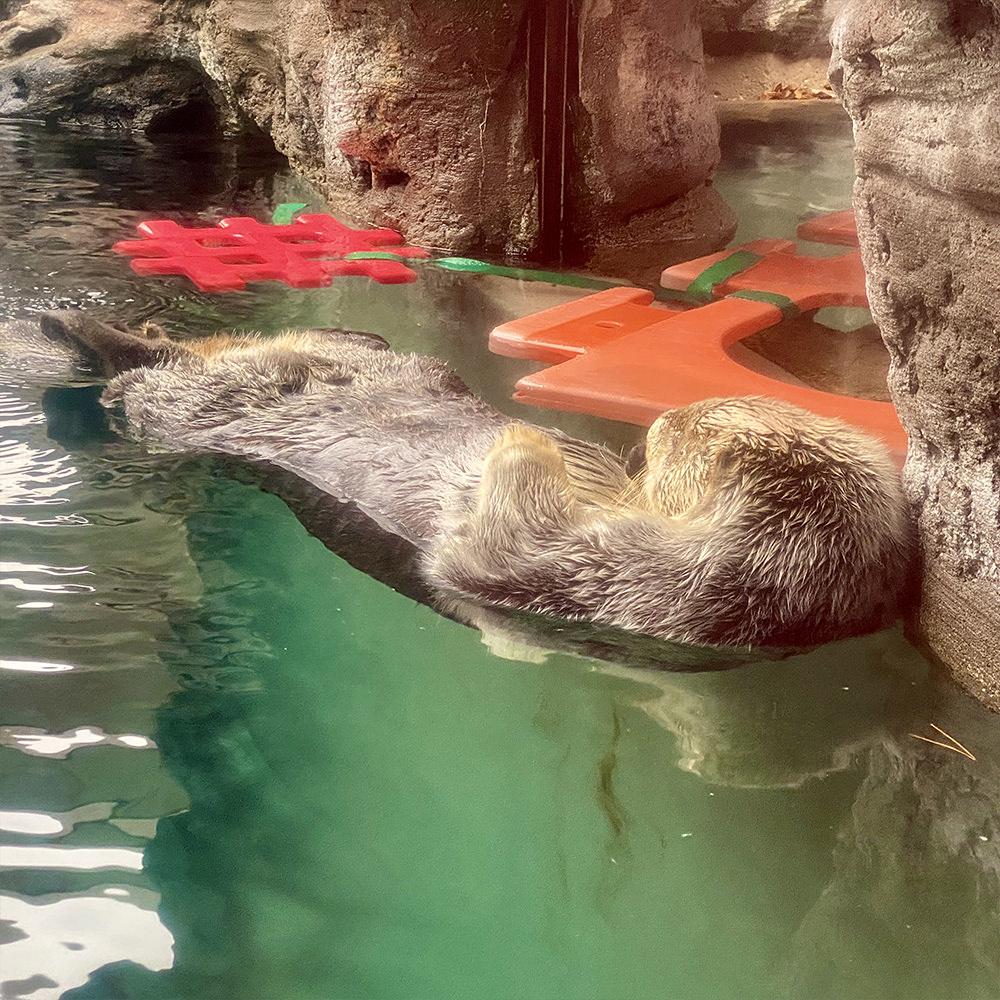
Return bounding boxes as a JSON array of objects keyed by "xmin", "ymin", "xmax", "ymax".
[{"xmin": 1, "ymin": 114, "xmax": 998, "ymax": 1000}]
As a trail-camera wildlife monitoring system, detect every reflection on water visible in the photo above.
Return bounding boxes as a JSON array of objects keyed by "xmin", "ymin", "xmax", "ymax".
[
  {"xmin": 2, "ymin": 887, "xmax": 174, "ymax": 999},
  {"xmin": 1, "ymin": 114, "xmax": 998, "ymax": 1000}
]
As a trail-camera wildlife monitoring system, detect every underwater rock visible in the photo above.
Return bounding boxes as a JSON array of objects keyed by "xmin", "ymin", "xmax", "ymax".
[
  {"xmin": 780, "ymin": 705, "xmax": 1000, "ymax": 997},
  {"xmin": 831, "ymin": 0, "xmax": 1000, "ymax": 712}
]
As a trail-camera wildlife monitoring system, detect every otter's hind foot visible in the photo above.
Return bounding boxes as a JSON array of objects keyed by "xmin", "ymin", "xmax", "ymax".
[{"xmin": 39, "ymin": 311, "xmax": 179, "ymax": 375}]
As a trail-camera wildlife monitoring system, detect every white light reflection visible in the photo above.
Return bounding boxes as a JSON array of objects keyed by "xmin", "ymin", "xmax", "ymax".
[
  {"xmin": 0, "ymin": 561, "xmax": 94, "ymax": 576},
  {"xmin": 0, "ymin": 845, "xmax": 144, "ymax": 872},
  {"xmin": 0, "ymin": 438, "xmax": 81, "ymax": 507},
  {"xmin": 0, "ymin": 658, "xmax": 74, "ymax": 673},
  {"xmin": 0, "ymin": 811, "xmax": 65, "ymax": 836},
  {"xmin": 0, "ymin": 577, "xmax": 96, "ymax": 594},
  {"xmin": 0, "ymin": 803, "xmax": 116, "ymax": 837},
  {"xmin": 0, "ymin": 889, "xmax": 175, "ymax": 1000},
  {"xmin": 0, "ymin": 561, "xmax": 96, "ymax": 595},
  {"xmin": 0, "ymin": 726, "xmax": 157, "ymax": 757}
]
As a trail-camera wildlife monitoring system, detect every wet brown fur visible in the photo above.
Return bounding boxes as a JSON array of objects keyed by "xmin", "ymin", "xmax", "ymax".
[{"xmin": 41, "ymin": 311, "xmax": 914, "ymax": 649}]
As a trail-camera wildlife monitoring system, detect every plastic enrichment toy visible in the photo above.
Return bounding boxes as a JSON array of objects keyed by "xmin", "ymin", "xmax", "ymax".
[
  {"xmin": 113, "ymin": 214, "xmax": 431, "ymax": 291},
  {"xmin": 490, "ymin": 211, "xmax": 907, "ymax": 462}
]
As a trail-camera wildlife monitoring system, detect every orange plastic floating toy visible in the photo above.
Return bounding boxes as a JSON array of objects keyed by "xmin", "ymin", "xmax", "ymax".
[
  {"xmin": 658, "ymin": 237, "xmax": 868, "ymax": 309},
  {"xmin": 796, "ymin": 208, "xmax": 859, "ymax": 247},
  {"xmin": 489, "ymin": 211, "xmax": 906, "ymax": 462}
]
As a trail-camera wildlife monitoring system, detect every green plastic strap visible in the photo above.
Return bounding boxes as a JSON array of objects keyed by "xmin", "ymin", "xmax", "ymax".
[
  {"xmin": 726, "ymin": 289, "xmax": 801, "ymax": 319},
  {"xmin": 271, "ymin": 202, "xmax": 308, "ymax": 225},
  {"xmin": 432, "ymin": 257, "xmax": 493, "ymax": 273},
  {"xmin": 344, "ymin": 251, "xmax": 687, "ymax": 301},
  {"xmin": 433, "ymin": 257, "xmax": 618, "ymax": 290},
  {"xmin": 342, "ymin": 251, "xmax": 412, "ymax": 262},
  {"xmin": 685, "ymin": 250, "xmax": 762, "ymax": 300}
]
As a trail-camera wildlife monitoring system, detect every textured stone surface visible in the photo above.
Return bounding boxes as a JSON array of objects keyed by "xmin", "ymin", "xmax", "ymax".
[
  {"xmin": 831, "ymin": 0, "xmax": 1000, "ymax": 710},
  {"xmin": 572, "ymin": 0, "xmax": 735, "ymax": 273},
  {"xmin": 0, "ymin": 0, "xmax": 215, "ymax": 130},
  {"xmin": 0, "ymin": 0, "xmax": 732, "ymax": 262},
  {"xmin": 700, "ymin": 0, "xmax": 846, "ymax": 99},
  {"xmin": 318, "ymin": 0, "xmax": 536, "ymax": 254},
  {"xmin": 704, "ymin": 51, "xmax": 832, "ymax": 100},
  {"xmin": 702, "ymin": 0, "xmax": 847, "ymax": 56}
]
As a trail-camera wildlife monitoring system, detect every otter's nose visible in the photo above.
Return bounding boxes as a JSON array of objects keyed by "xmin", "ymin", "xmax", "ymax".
[{"xmin": 625, "ymin": 441, "xmax": 647, "ymax": 477}]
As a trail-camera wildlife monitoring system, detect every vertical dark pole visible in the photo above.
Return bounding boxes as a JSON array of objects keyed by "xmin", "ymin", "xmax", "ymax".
[{"xmin": 526, "ymin": 0, "xmax": 575, "ymax": 263}]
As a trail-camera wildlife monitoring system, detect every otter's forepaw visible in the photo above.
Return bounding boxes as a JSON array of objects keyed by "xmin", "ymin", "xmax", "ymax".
[
  {"xmin": 485, "ymin": 425, "xmax": 567, "ymax": 474},
  {"xmin": 470, "ymin": 425, "xmax": 578, "ymax": 534},
  {"xmin": 480, "ymin": 426, "xmax": 571, "ymax": 505}
]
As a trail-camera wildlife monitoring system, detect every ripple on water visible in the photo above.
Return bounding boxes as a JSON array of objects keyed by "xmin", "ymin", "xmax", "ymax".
[
  {"xmin": 0, "ymin": 436, "xmax": 81, "ymax": 513},
  {"xmin": 0, "ymin": 118, "xmax": 295, "ymax": 1000}
]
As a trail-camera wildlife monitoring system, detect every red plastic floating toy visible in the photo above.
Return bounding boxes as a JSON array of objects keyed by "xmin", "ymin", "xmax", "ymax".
[{"xmin": 113, "ymin": 214, "xmax": 430, "ymax": 291}]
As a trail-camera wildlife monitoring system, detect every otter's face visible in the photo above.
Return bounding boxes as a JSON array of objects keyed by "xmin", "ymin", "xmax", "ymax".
[{"xmin": 642, "ymin": 397, "xmax": 799, "ymax": 517}]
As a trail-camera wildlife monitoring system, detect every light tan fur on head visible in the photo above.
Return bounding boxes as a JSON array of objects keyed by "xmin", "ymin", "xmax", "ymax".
[{"xmin": 640, "ymin": 396, "xmax": 899, "ymax": 520}]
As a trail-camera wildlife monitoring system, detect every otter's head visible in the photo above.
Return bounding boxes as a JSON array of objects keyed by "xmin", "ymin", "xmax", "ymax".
[
  {"xmin": 40, "ymin": 311, "xmax": 181, "ymax": 377},
  {"xmin": 640, "ymin": 399, "xmax": 742, "ymax": 516},
  {"xmin": 641, "ymin": 396, "xmax": 889, "ymax": 518}
]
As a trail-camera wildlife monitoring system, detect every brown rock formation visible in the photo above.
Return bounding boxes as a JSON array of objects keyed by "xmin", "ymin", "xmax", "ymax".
[
  {"xmin": 831, "ymin": 0, "xmax": 1000, "ymax": 710},
  {"xmin": 700, "ymin": 0, "xmax": 847, "ymax": 101},
  {"xmin": 702, "ymin": 0, "xmax": 847, "ymax": 57},
  {"xmin": 0, "ymin": 0, "xmax": 734, "ymax": 265},
  {"xmin": 0, "ymin": 0, "xmax": 217, "ymax": 131},
  {"xmin": 570, "ymin": 0, "xmax": 735, "ymax": 275}
]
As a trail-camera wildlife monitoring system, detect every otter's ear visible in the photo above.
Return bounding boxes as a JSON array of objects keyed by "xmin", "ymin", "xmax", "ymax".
[{"xmin": 40, "ymin": 311, "xmax": 181, "ymax": 376}]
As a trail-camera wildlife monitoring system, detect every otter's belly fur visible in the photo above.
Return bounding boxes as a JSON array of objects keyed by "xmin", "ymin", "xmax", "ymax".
[{"xmin": 40, "ymin": 311, "xmax": 913, "ymax": 650}]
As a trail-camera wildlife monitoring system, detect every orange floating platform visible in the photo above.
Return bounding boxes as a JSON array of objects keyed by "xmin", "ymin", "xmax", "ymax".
[
  {"xmin": 795, "ymin": 208, "xmax": 859, "ymax": 247},
  {"xmin": 659, "ymin": 238, "xmax": 868, "ymax": 309},
  {"xmin": 489, "ymin": 210, "xmax": 906, "ymax": 461}
]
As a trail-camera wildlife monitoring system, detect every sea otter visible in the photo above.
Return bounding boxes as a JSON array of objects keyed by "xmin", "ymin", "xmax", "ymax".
[{"xmin": 39, "ymin": 310, "xmax": 912, "ymax": 650}]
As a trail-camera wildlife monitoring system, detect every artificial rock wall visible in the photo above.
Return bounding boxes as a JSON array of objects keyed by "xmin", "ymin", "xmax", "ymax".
[
  {"xmin": 699, "ymin": 0, "xmax": 848, "ymax": 99},
  {"xmin": 0, "ymin": 0, "xmax": 735, "ymax": 265},
  {"xmin": 831, "ymin": 0, "xmax": 1000, "ymax": 710}
]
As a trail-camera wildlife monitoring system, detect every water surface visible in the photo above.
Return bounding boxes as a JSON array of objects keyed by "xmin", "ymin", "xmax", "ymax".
[{"xmin": 1, "ymin": 114, "xmax": 998, "ymax": 1000}]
